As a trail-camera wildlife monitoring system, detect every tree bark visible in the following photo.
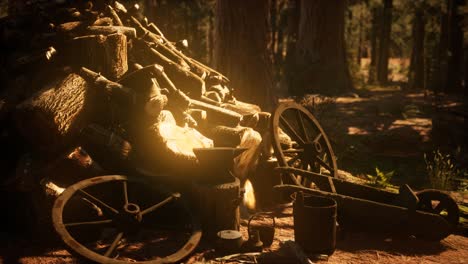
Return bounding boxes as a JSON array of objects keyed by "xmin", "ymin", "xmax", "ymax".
[
  {"xmin": 408, "ymin": 6, "xmax": 425, "ymax": 90},
  {"xmin": 213, "ymin": 0, "xmax": 274, "ymax": 110},
  {"xmin": 285, "ymin": 0, "xmax": 300, "ymax": 92},
  {"xmin": 377, "ymin": 0, "xmax": 392, "ymax": 84},
  {"xmin": 292, "ymin": 0, "xmax": 352, "ymax": 95},
  {"xmin": 445, "ymin": 0, "xmax": 464, "ymax": 93},
  {"xmin": 69, "ymin": 33, "xmax": 128, "ymax": 80},
  {"xmin": 15, "ymin": 73, "xmax": 108, "ymax": 153},
  {"xmin": 368, "ymin": 6, "xmax": 381, "ymax": 84}
]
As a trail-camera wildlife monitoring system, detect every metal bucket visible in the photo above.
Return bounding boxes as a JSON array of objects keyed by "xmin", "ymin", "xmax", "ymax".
[{"xmin": 292, "ymin": 192, "xmax": 337, "ymax": 255}]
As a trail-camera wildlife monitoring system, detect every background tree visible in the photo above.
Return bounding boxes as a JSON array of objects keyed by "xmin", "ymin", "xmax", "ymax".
[
  {"xmin": 291, "ymin": 0, "xmax": 353, "ymax": 95},
  {"xmin": 408, "ymin": 1, "xmax": 426, "ymax": 90},
  {"xmin": 445, "ymin": 0, "xmax": 464, "ymax": 93},
  {"xmin": 213, "ymin": 0, "xmax": 274, "ymax": 110},
  {"xmin": 377, "ymin": 0, "xmax": 393, "ymax": 84}
]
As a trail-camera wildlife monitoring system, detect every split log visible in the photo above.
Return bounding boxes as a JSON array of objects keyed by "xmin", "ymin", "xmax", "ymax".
[
  {"xmin": 70, "ymin": 33, "xmax": 128, "ymax": 80},
  {"xmin": 79, "ymin": 67, "xmax": 135, "ymax": 106},
  {"xmin": 190, "ymin": 99, "xmax": 242, "ymax": 127},
  {"xmin": 118, "ymin": 64, "xmax": 162, "ymax": 97},
  {"xmin": 80, "ymin": 67, "xmax": 167, "ymax": 126},
  {"xmin": 203, "ymin": 125, "xmax": 251, "ymax": 147},
  {"xmin": 15, "ymin": 73, "xmax": 107, "ymax": 153},
  {"xmin": 222, "ymin": 100, "xmax": 262, "ymax": 116},
  {"xmin": 92, "ymin": 17, "xmax": 113, "ymax": 26},
  {"xmin": 55, "ymin": 21, "xmax": 88, "ymax": 35},
  {"xmin": 86, "ymin": 26, "xmax": 136, "ymax": 39},
  {"xmin": 133, "ymin": 110, "xmax": 213, "ymax": 175}
]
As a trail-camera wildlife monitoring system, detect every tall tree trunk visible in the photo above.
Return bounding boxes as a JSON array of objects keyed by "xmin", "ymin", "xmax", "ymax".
[
  {"xmin": 207, "ymin": 10, "xmax": 214, "ymax": 66},
  {"xmin": 377, "ymin": 0, "xmax": 392, "ymax": 84},
  {"xmin": 408, "ymin": 6, "xmax": 425, "ymax": 90},
  {"xmin": 369, "ymin": 6, "xmax": 380, "ymax": 84},
  {"xmin": 285, "ymin": 0, "xmax": 300, "ymax": 93},
  {"xmin": 271, "ymin": 0, "xmax": 278, "ymax": 65},
  {"xmin": 292, "ymin": 0, "xmax": 352, "ymax": 95},
  {"xmin": 445, "ymin": 0, "xmax": 464, "ymax": 93},
  {"xmin": 437, "ymin": 13, "xmax": 449, "ymax": 94},
  {"xmin": 214, "ymin": 0, "xmax": 274, "ymax": 110},
  {"xmin": 275, "ymin": 1, "xmax": 286, "ymax": 66},
  {"xmin": 357, "ymin": 3, "xmax": 363, "ymax": 65}
]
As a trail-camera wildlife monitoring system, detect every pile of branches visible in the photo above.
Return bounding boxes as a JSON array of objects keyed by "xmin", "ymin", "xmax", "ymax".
[{"xmin": 0, "ymin": 1, "xmax": 271, "ymax": 194}]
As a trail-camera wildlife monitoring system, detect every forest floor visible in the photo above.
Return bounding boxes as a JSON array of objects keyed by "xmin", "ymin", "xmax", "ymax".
[{"xmin": 1, "ymin": 84, "xmax": 468, "ymax": 263}]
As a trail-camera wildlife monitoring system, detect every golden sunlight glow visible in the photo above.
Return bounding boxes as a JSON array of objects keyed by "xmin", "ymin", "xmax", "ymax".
[{"xmin": 243, "ymin": 179, "xmax": 256, "ymax": 211}]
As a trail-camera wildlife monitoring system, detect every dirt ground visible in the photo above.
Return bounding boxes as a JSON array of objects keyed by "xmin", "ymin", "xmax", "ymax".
[
  {"xmin": 2, "ymin": 205, "xmax": 467, "ymax": 264},
  {"xmin": 1, "ymin": 86, "xmax": 467, "ymax": 263}
]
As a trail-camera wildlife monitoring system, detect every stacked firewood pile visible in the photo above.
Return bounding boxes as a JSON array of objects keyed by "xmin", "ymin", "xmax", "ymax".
[{"xmin": 0, "ymin": 0, "xmax": 273, "ymax": 191}]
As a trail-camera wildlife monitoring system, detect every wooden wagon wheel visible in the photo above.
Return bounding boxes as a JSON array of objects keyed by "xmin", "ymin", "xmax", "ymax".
[
  {"xmin": 52, "ymin": 175, "xmax": 201, "ymax": 264},
  {"xmin": 271, "ymin": 102, "xmax": 338, "ymax": 187},
  {"xmin": 416, "ymin": 189, "xmax": 460, "ymax": 229}
]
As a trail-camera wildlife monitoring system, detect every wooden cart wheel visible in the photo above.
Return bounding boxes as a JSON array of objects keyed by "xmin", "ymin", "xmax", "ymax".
[
  {"xmin": 416, "ymin": 189, "xmax": 460, "ymax": 229},
  {"xmin": 271, "ymin": 102, "xmax": 338, "ymax": 186},
  {"xmin": 52, "ymin": 175, "xmax": 201, "ymax": 264}
]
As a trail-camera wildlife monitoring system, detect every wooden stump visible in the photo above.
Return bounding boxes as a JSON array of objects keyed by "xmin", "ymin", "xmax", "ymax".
[
  {"xmin": 70, "ymin": 33, "xmax": 128, "ymax": 80},
  {"xmin": 191, "ymin": 176, "xmax": 241, "ymax": 239}
]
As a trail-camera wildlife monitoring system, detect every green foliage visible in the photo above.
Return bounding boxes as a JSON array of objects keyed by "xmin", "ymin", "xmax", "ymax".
[
  {"xmin": 424, "ymin": 149, "xmax": 466, "ymax": 191},
  {"xmin": 366, "ymin": 167, "xmax": 394, "ymax": 188}
]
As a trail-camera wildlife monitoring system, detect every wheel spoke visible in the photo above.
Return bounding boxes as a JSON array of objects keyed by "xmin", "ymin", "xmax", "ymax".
[
  {"xmin": 141, "ymin": 193, "xmax": 181, "ymax": 216},
  {"xmin": 104, "ymin": 232, "xmax": 124, "ymax": 257},
  {"xmin": 311, "ymin": 155, "xmax": 333, "ymax": 172},
  {"xmin": 296, "ymin": 110, "xmax": 310, "ymax": 142},
  {"xmin": 78, "ymin": 189, "xmax": 119, "ymax": 214},
  {"xmin": 283, "ymin": 149, "xmax": 304, "ymax": 154},
  {"xmin": 81, "ymin": 198, "xmax": 103, "ymax": 217},
  {"xmin": 64, "ymin": 219, "xmax": 113, "ymax": 227},
  {"xmin": 280, "ymin": 116, "xmax": 305, "ymax": 145},
  {"xmin": 313, "ymin": 133, "xmax": 323, "ymax": 143},
  {"xmin": 123, "ymin": 181, "xmax": 129, "ymax": 205},
  {"xmin": 287, "ymin": 155, "xmax": 300, "ymax": 166}
]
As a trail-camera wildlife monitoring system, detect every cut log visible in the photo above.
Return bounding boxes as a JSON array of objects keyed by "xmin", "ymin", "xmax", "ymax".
[
  {"xmin": 15, "ymin": 73, "xmax": 107, "ymax": 153},
  {"xmin": 133, "ymin": 110, "xmax": 213, "ymax": 175},
  {"xmin": 92, "ymin": 17, "xmax": 113, "ymax": 26},
  {"xmin": 190, "ymin": 99, "xmax": 242, "ymax": 127},
  {"xmin": 80, "ymin": 67, "xmax": 166, "ymax": 126},
  {"xmin": 222, "ymin": 100, "xmax": 262, "ymax": 116},
  {"xmin": 86, "ymin": 26, "xmax": 136, "ymax": 39},
  {"xmin": 203, "ymin": 125, "xmax": 251, "ymax": 147},
  {"xmin": 70, "ymin": 33, "xmax": 128, "ymax": 80}
]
